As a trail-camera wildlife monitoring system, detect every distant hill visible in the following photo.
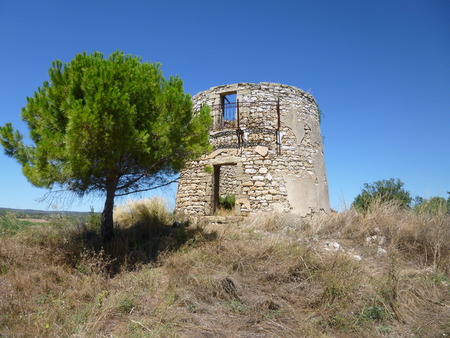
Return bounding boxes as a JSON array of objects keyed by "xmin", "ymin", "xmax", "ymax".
[{"xmin": 0, "ymin": 207, "xmax": 93, "ymax": 218}]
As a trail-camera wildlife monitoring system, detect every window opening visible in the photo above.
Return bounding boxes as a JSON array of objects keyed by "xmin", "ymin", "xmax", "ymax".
[{"xmin": 221, "ymin": 93, "xmax": 237, "ymax": 123}]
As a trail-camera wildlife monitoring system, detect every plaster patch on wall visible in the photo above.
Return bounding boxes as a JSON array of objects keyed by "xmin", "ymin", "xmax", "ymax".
[
  {"xmin": 281, "ymin": 106, "xmax": 305, "ymax": 146},
  {"xmin": 237, "ymin": 197, "xmax": 250, "ymax": 210},
  {"xmin": 283, "ymin": 175, "xmax": 319, "ymax": 216}
]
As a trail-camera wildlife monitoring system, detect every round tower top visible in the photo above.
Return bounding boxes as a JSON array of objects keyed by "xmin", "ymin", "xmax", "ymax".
[{"xmin": 193, "ymin": 82, "xmax": 316, "ymax": 103}]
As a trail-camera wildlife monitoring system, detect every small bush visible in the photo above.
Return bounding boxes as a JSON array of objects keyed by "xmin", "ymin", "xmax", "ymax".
[
  {"xmin": 0, "ymin": 212, "xmax": 32, "ymax": 236},
  {"xmin": 414, "ymin": 196, "xmax": 449, "ymax": 216},
  {"xmin": 353, "ymin": 178, "xmax": 412, "ymax": 212},
  {"xmin": 361, "ymin": 305, "xmax": 388, "ymax": 321},
  {"xmin": 218, "ymin": 194, "xmax": 235, "ymax": 210},
  {"xmin": 117, "ymin": 296, "xmax": 135, "ymax": 314},
  {"xmin": 204, "ymin": 164, "xmax": 213, "ymax": 174}
]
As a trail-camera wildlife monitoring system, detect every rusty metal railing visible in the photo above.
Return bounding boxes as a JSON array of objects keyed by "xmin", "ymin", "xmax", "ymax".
[
  {"xmin": 222, "ymin": 101, "xmax": 237, "ymax": 122},
  {"xmin": 204, "ymin": 99, "xmax": 280, "ymax": 131},
  {"xmin": 199, "ymin": 99, "xmax": 282, "ymax": 153}
]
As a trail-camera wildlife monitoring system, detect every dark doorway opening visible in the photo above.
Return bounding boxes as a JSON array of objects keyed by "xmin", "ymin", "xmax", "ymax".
[{"xmin": 213, "ymin": 164, "xmax": 237, "ymax": 215}]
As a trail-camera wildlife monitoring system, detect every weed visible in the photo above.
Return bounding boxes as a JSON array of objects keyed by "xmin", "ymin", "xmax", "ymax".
[
  {"xmin": 187, "ymin": 303, "xmax": 197, "ymax": 312},
  {"xmin": 361, "ymin": 305, "xmax": 388, "ymax": 321},
  {"xmin": 204, "ymin": 164, "xmax": 213, "ymax": 174},
  {"xmin": 263, "ymin": 308, "xmax": 282, "ymax": 320},
  {"xmin": 35, "ymin": 293, "xmax": 51, "ymax": 305},
  {"xmin": 228, "ymin": 299, "xmax": 249, "ymax": 314},
  {"xmin": 378, "ymin": 324, "xmax": 392, "ymax": 334},
  {"xmin": 96, "ymin": 290, "xmax": 109, "ymax": 307},
  {"xmin": 429, "ymin": 272, "xmax": 450, "ymax": 286},
  {"xmin": 118, "ymin": 297, "xmax": 134, "ymax": 314}
]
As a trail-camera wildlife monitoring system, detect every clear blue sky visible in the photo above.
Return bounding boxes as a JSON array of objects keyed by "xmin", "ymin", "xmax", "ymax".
[{"xmin": 0, "ymin": 0, "xmax": 449, "ymax": 212}]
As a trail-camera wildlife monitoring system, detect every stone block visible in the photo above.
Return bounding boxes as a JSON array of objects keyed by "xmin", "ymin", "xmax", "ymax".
[{"xmin": 254, "ymin": 146, "xmax": 268, "ymax": 156}]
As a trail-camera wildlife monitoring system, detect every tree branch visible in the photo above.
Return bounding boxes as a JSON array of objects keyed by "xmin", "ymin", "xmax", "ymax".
[
  {"xmin": 116, "ymin": 173, "xmax": 146, "ymax": 191},
  {"xmin": 117, "ymin": 154, "xmax": 172, "ymax": 190},
  {"xmin": 114, "ymin": 178, "xmax": 178, "ymax": 197}
]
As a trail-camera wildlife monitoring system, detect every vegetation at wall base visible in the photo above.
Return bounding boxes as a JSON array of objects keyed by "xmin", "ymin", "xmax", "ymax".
[
  {"xmin": 218, "ymin": 194, "xmax": 236, "ymax": 210},
  {"xmin": 1, "ymin": 198, "xmax": 449, "ymax": 336}
]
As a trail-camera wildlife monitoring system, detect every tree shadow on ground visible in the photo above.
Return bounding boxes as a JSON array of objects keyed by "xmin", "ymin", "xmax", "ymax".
[{"xmin": 63, "ymin": 220, "xmax": 217, "ymax": 277}]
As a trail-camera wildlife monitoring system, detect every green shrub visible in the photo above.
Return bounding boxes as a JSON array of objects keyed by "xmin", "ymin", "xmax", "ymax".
[
  {"xmin": 361, "ymin": 305, "xmax": 388, "ymax": 321},
  {"xmin": 352, "ymin": 179, "xmax": 412, "ymax": 212},
  {"xmin": 204, "ymin": 165, "xmax": 213, "ymax": 174},
  {"xmin": 218, "ymin": 194, "xmax": 235, "ymax": 210},
  {"xmin": 86, "ymin": 207, "xmax": 101, "ymax": 231},
  {"xmin": 414, "ymin": 196, "xmax": 449, "ymax": 215},
  {"xmin": 117, "ymin": 296, "xmax": 134, "ymax": 314},
  {"xmin": 0, "ymin": 212, "xmax": 32, "ymax": 236}
]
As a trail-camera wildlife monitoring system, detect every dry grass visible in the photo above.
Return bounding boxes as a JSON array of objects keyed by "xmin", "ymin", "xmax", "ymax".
[
  {"xmin": 1, "ymin": 201, "xmax": 449, "ymax": 336},
  {"xmin": 308, "ymin": 200, "xmax": 450, "ymax": 271},
  {"xmin": 114, "ymin": 197, "xmax": 172, "ymax": 230}
]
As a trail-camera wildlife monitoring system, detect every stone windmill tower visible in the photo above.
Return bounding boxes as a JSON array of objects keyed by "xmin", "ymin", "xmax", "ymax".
[{"xmin": 175, "ymin": 82, "xmax": 330, "ymax": 217}]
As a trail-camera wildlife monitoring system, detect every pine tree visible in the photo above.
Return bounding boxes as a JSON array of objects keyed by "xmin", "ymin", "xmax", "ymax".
[{"xmin": 0, "ymin": 51, "xmax": 211, "ymax": 244}]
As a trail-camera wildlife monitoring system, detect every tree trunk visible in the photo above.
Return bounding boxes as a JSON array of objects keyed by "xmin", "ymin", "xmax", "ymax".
[{"xmin": 101, "ymin": 183, "xmax": 116, "ymax": 246}]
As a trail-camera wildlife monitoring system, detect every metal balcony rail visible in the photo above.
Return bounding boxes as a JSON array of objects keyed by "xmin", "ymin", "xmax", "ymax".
[
  {"xmin": 198, "ymin": 99, "xmax": 281, "ymax": 132},
  {"xmin": 197, "ymin": 99, "xmax": 282, "ymax": 154},
  {"xmin": 222, "ymin": 101, "xmax": 237, "ymax": 121}
]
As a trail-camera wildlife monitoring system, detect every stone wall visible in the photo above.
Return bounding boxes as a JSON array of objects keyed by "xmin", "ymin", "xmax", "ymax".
[
  {"xmin": 176, "ymin": 82, "xmax": 330, "ymax": 217},
  {"xmin": 219, "ymin": 164, "xmax": 237, "ymax": 197}
]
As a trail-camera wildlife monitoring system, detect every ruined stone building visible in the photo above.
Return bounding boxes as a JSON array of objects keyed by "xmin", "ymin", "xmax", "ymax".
[{"xmin": 175, "ymin": 82, "xmax": 330, "ymax": 217}]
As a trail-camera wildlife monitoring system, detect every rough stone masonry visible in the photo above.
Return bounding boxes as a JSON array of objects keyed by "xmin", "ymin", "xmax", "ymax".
[{"xmin": 175, "ymin": 82, "xmax": 330, "ymax": 217}]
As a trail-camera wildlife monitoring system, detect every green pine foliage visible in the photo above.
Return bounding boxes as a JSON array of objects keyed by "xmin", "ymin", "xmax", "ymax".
[
  {"xmin": 0, "ymin": 51, "xmax": 212, "ymax": 243},
  {"xmin": 352, "ymin": 178, "xmax": 412, "ymax": 212}
]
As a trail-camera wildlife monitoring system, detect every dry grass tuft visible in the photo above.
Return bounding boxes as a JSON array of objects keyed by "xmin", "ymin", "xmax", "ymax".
[{"xmin": 114, "ymin": 197, "xmax": 172, "ymax": 231}]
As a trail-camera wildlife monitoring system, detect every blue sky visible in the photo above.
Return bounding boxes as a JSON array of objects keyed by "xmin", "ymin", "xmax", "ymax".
[{"xmin": 0, "ymin": 0, "xmax": 449, "ymax": 212}]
